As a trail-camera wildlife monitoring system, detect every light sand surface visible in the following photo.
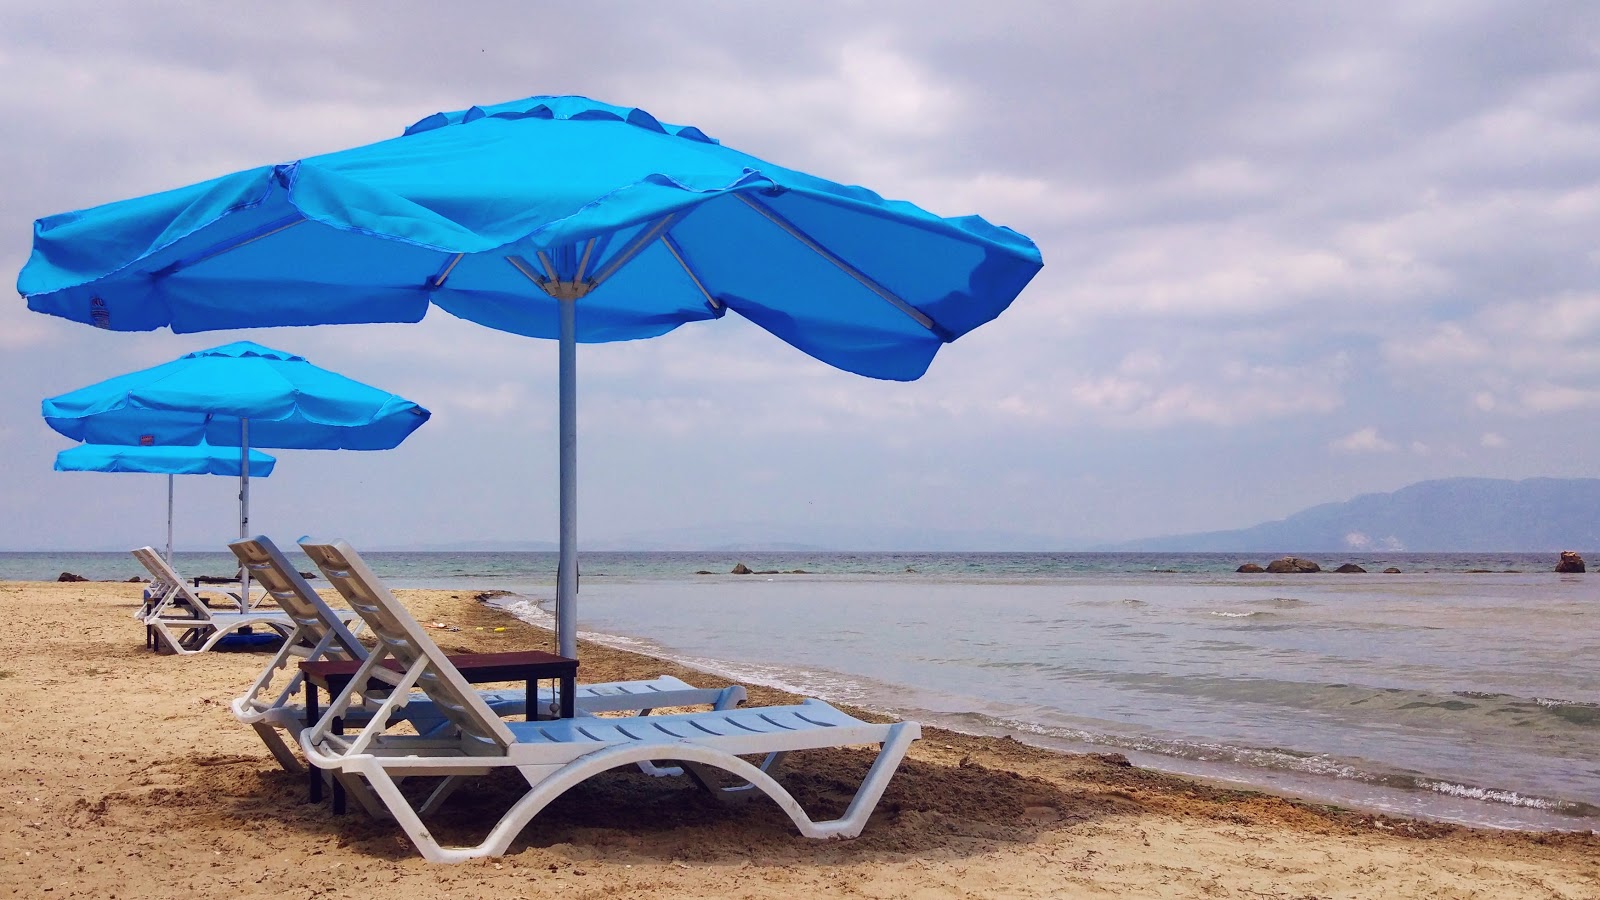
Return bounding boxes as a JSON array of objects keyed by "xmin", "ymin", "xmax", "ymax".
[{"xmin": 0, "ymin": 580, "xmax": 1595, "ymax": 899}]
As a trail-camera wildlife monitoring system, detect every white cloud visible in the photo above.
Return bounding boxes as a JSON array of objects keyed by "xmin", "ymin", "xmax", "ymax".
[
  {"xmin": 1480, "ymin": 432, "xmax": 1508, "ymax": 448},
  {"xmin": 1331, "ymin": 427, "xmax": 1397, "ymax": 453}
]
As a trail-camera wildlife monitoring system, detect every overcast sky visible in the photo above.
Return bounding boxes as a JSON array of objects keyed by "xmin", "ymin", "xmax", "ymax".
[{"xmin": 3, "ymin": 2, "xmax": 1598, "ymax": 551}]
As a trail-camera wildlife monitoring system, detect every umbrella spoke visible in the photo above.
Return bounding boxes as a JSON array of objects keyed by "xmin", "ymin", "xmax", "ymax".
[
  {"xmin": 162, "ymin": 215, "xmax": 306, "ymax": 276},
  {"xmin": 660, "ymin": 234, "xmax": 722, "ymax": 313},
  {"xmin": 733, "ymin": 194, "xmax": 946, "ymax": 339},
  {"xmin": 431, "ymin": 252, "xmax": 466, "ymax": 288},
  {"xmin": 587, "ymin": 213, "xmax": 678, "ymax": 288}
]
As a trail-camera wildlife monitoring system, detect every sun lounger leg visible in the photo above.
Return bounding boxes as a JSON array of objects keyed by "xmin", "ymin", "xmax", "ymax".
[
  {"xmin": 251, "ymin": 723, "xmax": 304, "ymax": 774},
  {"xmin": 336, "ymin": 771, "xmax": 391, "ymax": 820},
  {"xmin": 417, "ymin": 775, "xmax": 469, "ymax": 816}
]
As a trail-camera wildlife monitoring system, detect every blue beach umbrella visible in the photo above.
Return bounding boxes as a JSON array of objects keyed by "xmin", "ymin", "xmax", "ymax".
[
  {"xmin": 43, "ymin": 341, "xmax": 430, "ymax": 593},
  {"xmin": 18, "ymin": 94, "xmax": 1043, "ymax": 657},
  {"xmin": 54, "ymin": 442, "xmax": 276, "ymax": 564}
]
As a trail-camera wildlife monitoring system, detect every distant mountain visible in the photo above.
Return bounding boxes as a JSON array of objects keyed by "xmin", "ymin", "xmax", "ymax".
[{"xmin": 1104, "ymin": 477, "xmax": 1600, "ymax": 552}]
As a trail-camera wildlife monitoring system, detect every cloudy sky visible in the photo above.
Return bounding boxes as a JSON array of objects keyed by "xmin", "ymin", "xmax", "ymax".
[{"xmin": 2, "ymin": 2, "xmax": 1597, "ymax": 551}]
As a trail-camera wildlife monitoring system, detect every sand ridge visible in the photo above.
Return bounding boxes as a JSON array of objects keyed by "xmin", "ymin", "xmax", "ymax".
[{"xmin": 0, "ymin": 580, "xmax": 1594, "ymax": 899}]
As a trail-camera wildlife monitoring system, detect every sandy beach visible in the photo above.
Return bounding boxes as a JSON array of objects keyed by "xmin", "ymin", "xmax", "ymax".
[{"xmin": 0, "ymin": 579, "xmax": 1594, "ymax": 899}]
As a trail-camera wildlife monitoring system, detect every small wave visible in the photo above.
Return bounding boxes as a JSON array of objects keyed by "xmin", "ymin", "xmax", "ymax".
[
  {"xmin": 1246, "ymin": 597, "xmax": 1311, "ymax": 609},
  {"xmin": 945, "ymin": 711, "xmax": 1600, "ymax": 820},
  {"xmin": 1423, "ymin": 781, "xmax": 1575, "ymax": 812},
  {"xmin": 1207, "ymin": 610, "xmax": 1276, "ymax": 619}
]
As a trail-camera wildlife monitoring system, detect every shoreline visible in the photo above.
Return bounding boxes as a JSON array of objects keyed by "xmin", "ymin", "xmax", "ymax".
[
  {"xmin": 488, "ymin": 592, "xmax": 1599, "ymax": 834},
  {"xmin": 1, "ymin": 579, "xmax": 1596, "ymax": 898}
]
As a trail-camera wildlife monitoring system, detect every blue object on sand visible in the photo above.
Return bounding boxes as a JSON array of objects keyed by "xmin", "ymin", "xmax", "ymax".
[{"xmin": 16, "ymin": 93, "xmax": 1042, "ymax": 657}]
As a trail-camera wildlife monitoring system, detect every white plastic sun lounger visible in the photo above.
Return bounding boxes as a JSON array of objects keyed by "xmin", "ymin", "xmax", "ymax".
[
  {"xmin": 298, "ymin": 538, "xmax": 920, "ymax": 863},
  {"xmin": 229, "ymin": 536, "xmax": 745, "ymax": 774},
  {"xmin": 131, "ymin": 546, "xmax": 318, "ymax": 655},
  {"xmin": 130, "ymin": 546, "xmax": 261, "ymax": 616}
]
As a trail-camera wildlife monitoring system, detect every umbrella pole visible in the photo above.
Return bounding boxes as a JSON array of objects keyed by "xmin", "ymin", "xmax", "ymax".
[
  {"xmin": 166, "ymin": 474, "xmax": 174, "ymax": 564},
  {"xmin": 238, "ymin": 418, "xmax": 251, "ymax": 611},
  {"xmin": 557, "ymin": 295, "xmax": 578, "ymax": 659}
]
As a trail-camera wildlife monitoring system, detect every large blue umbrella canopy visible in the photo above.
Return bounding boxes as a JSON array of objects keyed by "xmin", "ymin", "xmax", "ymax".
[
  {"xmin": 17, "ymin": 94, "xmax": 1042, "ymax": 657},
  {"xmin": 20, "ymin": 95, "xmax": 1041, "ymax": 381},
  {"xmin": 42, "ymin": 340, "xmax": 431, "ymax": 450},
  {"xmin": 55, "ymin": 442, "xmax": 276, "ymax": 566}
]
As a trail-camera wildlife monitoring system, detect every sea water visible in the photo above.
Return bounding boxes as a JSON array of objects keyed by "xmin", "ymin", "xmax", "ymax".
[{"xmin": 7, "ymin": 550, "xmax": 1595, "ymax": 830}]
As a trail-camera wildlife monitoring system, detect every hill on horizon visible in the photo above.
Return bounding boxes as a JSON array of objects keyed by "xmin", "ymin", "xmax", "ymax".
[{"xmin": 1102, "ymin": 477, "xmax": 1600, "ymax": 552}]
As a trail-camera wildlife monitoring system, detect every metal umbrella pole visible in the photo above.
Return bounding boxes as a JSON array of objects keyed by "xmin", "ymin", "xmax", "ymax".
[{"xmin": 237, "ymin": 417, "xmax": 251, "ymax": 610}]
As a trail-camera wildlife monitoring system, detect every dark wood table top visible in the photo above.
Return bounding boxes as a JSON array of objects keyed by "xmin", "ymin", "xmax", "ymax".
[{"xmin": 300, "ymin": 649, "xmax": 577, "ymax": 682}]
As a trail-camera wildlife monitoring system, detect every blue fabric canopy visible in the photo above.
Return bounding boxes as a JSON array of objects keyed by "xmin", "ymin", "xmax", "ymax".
[
  {"xmin": 19, "ymin": 95, "xmax": 1042, "ymax": 382},
  {"xmin": 55, "ymin": 442, "xmax": 276, "ymax": 477},
  {"xmin": 42, "ymin": 341, "xmax": 430, "ymax": 450}
]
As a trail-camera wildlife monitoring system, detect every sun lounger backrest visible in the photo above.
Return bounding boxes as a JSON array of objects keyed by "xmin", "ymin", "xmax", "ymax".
[
  {"xmin": 229, "ymin": 536, "xmax": 365, "ymax": 660},
  {"xmin": 300, "ymin": 539, "xmax": 515, "ymax": 753},
  {"xmin": 130, "ymin": 546, "xmax": 213, "ymax": 621}
]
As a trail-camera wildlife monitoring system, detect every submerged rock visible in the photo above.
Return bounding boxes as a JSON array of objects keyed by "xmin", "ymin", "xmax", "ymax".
[
  {"xmin": 57, "ymin": 572, "xmax": 88, "ymax": 582},
  {"xmin": 1383, "ymin": 567, "xmax": 1402, "ymax": 574},
  {"xmin": 1555, "ymin": 551, "xmax": 1586, "ymax": 573},
  {"xmin": 1265, "ymin": 557, "xmax": 1321, "ymax": 573},
  {"xmin": 1236, "ymin": 563, "xmax": 1265, "ymax": 573},
  {"xmin": 1335, "ymin": 564, "xmax": 1367, "ymax": 574}
]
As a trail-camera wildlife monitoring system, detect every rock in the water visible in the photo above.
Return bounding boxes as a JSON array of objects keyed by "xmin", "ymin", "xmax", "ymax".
[
  {"xmin": 731, "ymin": 563, "xmax": 752, "ymax": 575},
  {"xmin": 57, "ymin": 572, "xmax": 88, "ymax": 582},
  {"xmin": 1555, "ymin": 551, "xmax": 1586, "ymax": 573},
  {"xmin": 127, "ymin": 576, "xmax": 145, "ymax": 583},
  {"xmin": 1265, "ymin": 557, "xmax": 1321, "ymax": 574},
  {"xmin": 1335, "ymin": 563, "xmax": 1367, "ymax": 574},
  {"xmin": 1236, "ymin": 563, "xmax": 1265, "ymax": 573},
  {"xmin": 1383, "ymin": 567, "xmax": 1402, "ymax": 574}
]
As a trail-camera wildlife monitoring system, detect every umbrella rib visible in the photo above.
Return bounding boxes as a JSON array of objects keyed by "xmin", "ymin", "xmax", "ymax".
[
  {"xmin": 432, "ymin": 253, "xmax": 466, "ymax": 287},
  {"xmin": 587, "ymin": 213, "xmax": 678, "ymax": 287},
  {"xmin": 733, "ymin": 194, "xmax": 942, "ymax": 336},
  {"xmin": 574, "ymin": 238, "xmax": 597, "ymax": 283},
  {"xmin": 536, "ymin": 251, "xmax": 560, "ymax": 282},
  {"xmin": 164, "ymin": 216, "xmax": 306, "ymax": 274},
  {"xmin": 505, "ymin": 255, "xmax": 550, "ymax": 288},
  {"xmin": 659, "ymin": 234, "xmax": 722, "ymax": 312}
]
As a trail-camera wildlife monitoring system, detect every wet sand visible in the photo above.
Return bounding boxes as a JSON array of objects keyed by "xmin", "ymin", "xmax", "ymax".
[{"xmin": 0, "ymin": 579, "xmax": 1595, "ymax": 899}]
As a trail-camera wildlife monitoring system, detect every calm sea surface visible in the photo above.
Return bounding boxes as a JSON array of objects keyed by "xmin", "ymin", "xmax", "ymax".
[{"xmin": 6, "ymin": 550, "xmax": 1595, "ymax": 831}]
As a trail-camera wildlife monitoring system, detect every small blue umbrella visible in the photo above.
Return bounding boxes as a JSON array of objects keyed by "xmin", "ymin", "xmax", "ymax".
[
  {"xmin": 55, "ymin": 442, "xmax": 276, "ymax": 564},
  {"xmin": 18, "ymin": 94, "xmax": 1042, "ymax": 657},
  {"xmin": 43, "ymin": 341, "xmax": 429, "ymax": 593},
  {"xmin": 43, "ymin": 340, "xmax": 430, "ymax": 450}
]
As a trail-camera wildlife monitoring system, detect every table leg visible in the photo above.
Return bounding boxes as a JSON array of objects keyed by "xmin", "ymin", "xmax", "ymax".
[
  {"xmin": 560, "ymin": 673, "xmax": 575, "ymax": 719},
  {"xmin": 305, "ymin": 681, "xmax": 321, "ymax": 804}
]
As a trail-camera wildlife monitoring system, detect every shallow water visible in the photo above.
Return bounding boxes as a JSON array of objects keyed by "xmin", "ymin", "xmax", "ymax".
[{"xmin": 9, "ymin": 550, "xmax": 1595, "ymax": 829}]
